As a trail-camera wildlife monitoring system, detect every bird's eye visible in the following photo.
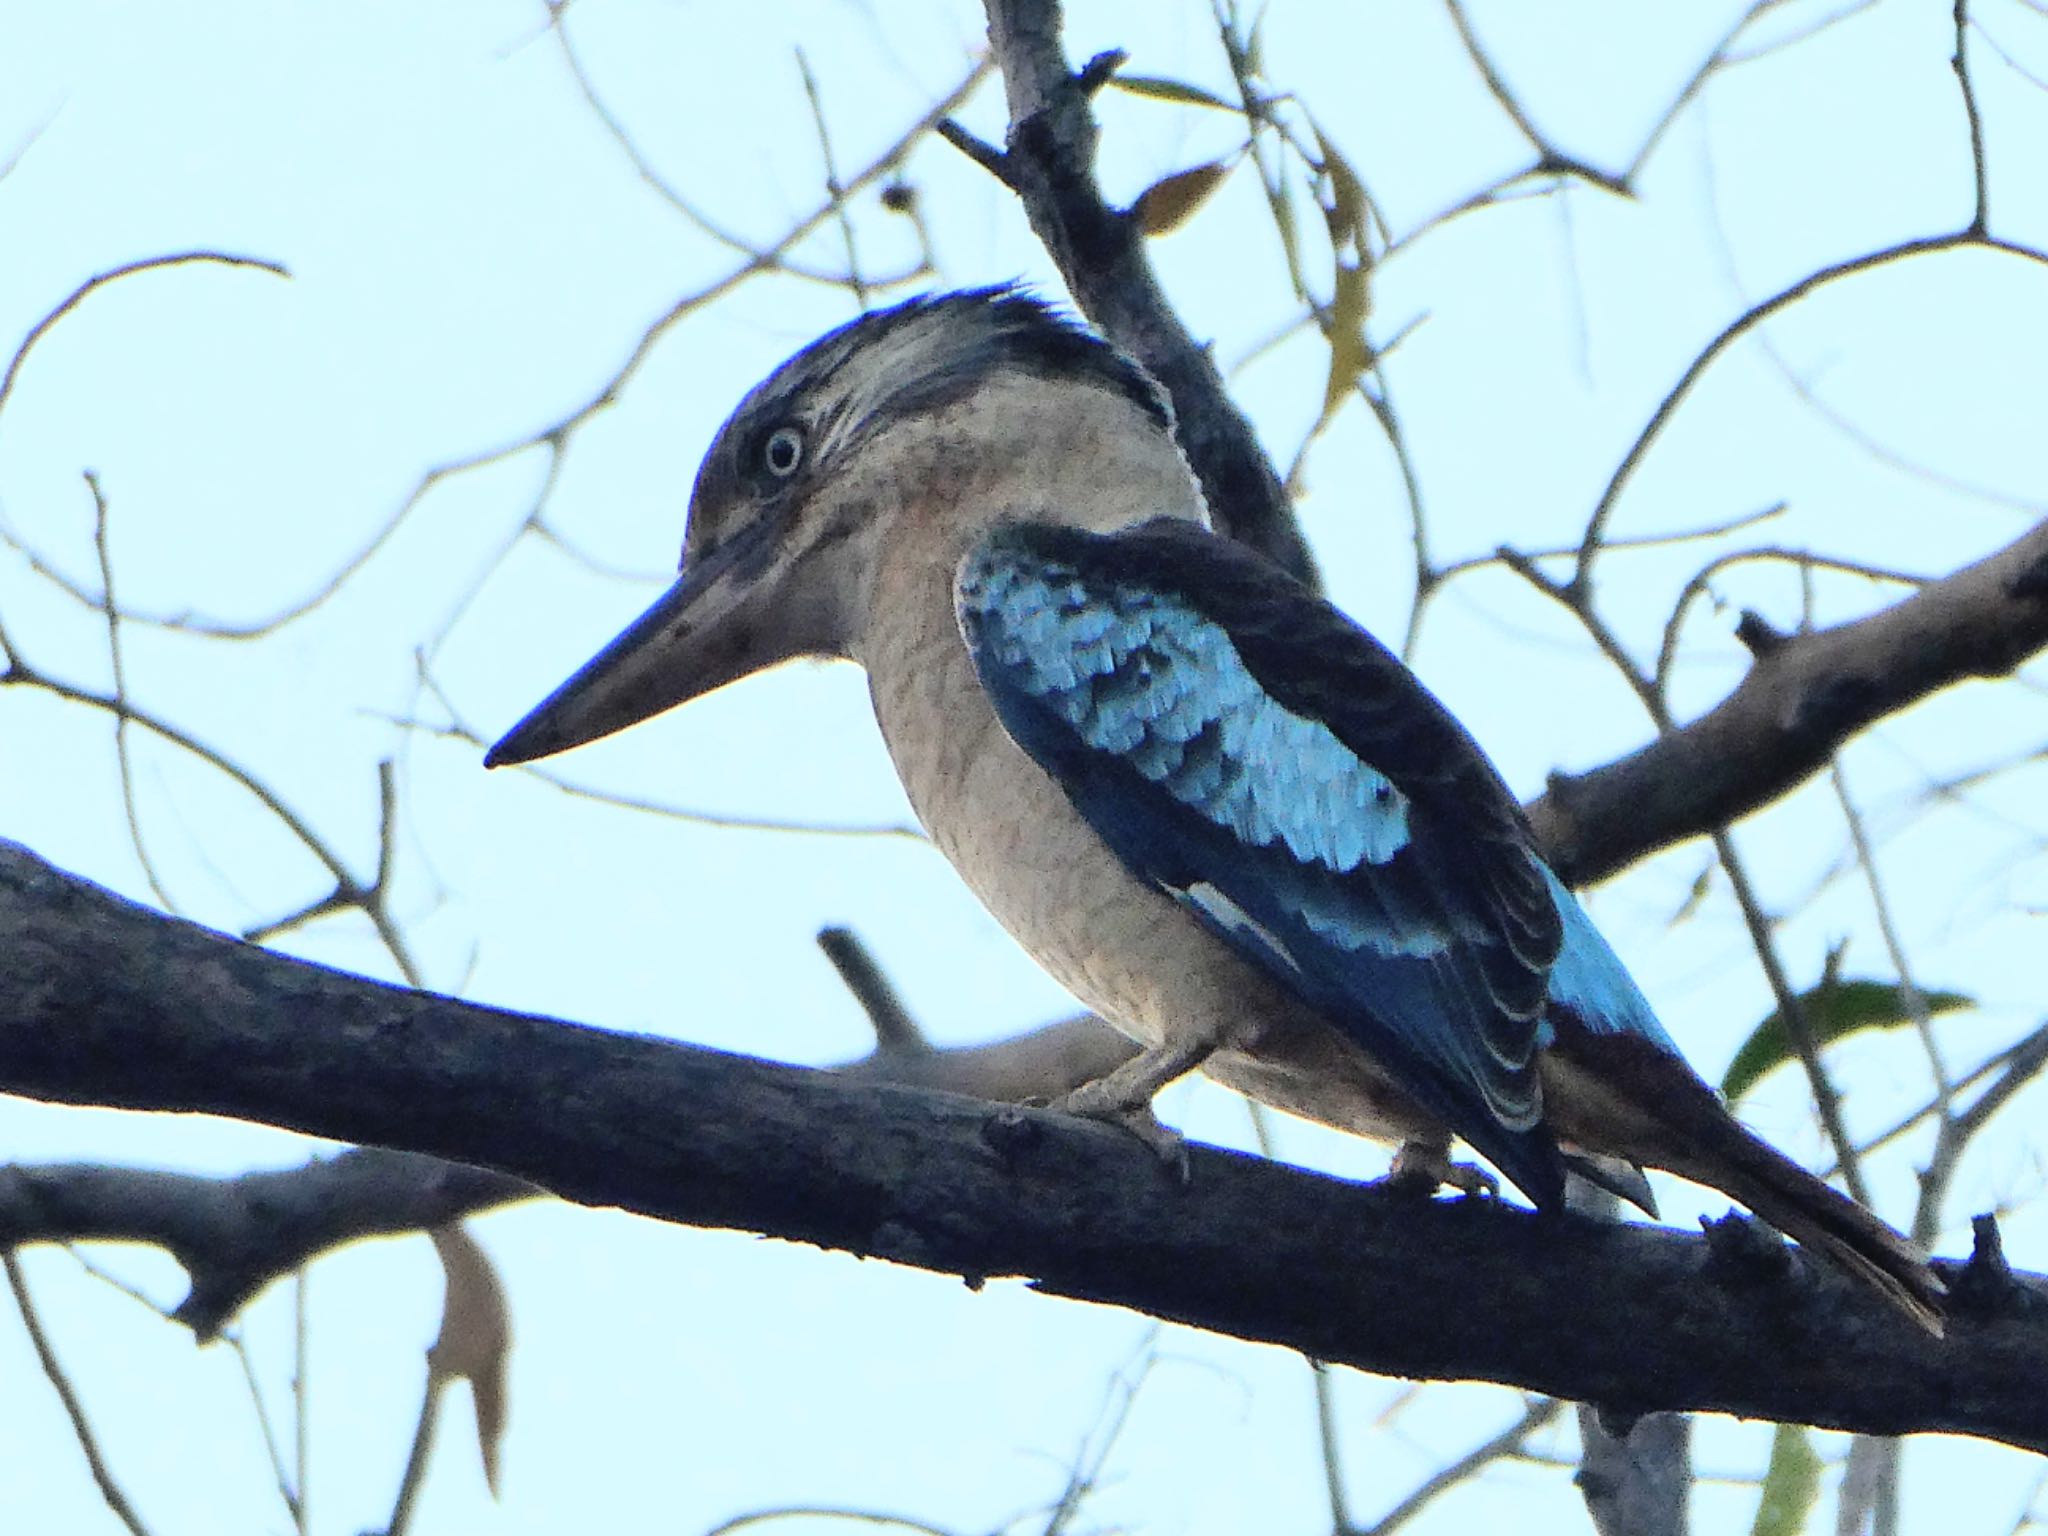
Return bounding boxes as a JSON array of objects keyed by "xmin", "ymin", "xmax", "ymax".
[{"xmin": 762, "ymin": 425, "xmax": 804, "ymax": 478}]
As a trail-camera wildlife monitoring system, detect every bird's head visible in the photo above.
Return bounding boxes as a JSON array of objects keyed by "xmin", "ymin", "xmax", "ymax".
[{"xmin": 486, "ymin": 287, "xmax": 1190, "ymax": 768}]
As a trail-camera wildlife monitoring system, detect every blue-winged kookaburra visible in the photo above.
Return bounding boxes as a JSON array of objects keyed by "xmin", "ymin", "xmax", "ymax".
[{"xmin": 488, "ymin": 288, "xmax": 1942, "ymax": 1332}]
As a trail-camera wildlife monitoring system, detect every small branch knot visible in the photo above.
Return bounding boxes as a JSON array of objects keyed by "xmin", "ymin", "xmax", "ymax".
[
  {"xmin": 979, "ymin": 1104, "xmax": 1046, "ymax": 1167},
  {"xmin": 1734, "ymin": 608, "xmax": 1790, "ymax": 659},
  {"xmin": 1075, "ymin": 48, "xmax": 1127, "ymax": 94},
  {"xmin": 1700, "ymin": 1210, "xmax": 1793, "ymax": 1290},
  {"xmin": 2004, "ymin": 549, "xmax": 2048, "ymax": 606},
  {"xmin": 1949, "ymin": 1212, "xmax": 2033, "ymax": 1318},
  {"xmin": 936, "ymin": 119, "xmax": 1014, "ymax": 187}
]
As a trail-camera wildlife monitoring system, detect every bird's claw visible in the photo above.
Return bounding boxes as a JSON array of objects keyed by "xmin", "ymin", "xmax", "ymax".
[
  {"xmin": 1386, "ymin": 1141, "xmax": 1497, "ymax": 1201},
  {"xmin": 1055, "ymin": 1081, "xmax": 1191, "ymax": 1182}
]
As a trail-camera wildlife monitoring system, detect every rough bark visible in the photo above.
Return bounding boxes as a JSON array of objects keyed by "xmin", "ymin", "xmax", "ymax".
[{"xmin": 3, "ymin": 841, "xmax": 2045, "ymax": 1452}]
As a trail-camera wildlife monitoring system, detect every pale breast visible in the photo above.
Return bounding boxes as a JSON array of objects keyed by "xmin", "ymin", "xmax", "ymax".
[{"xmin": 864, "ymin": 618, "xmax": 1185, "ymax": 1039}]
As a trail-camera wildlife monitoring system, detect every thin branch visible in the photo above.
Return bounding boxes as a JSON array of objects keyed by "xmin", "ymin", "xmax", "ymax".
[
  {"xmin": 541, "ymin": 0, "xmax": 892, "ymax": 289},
  {"xmin": 382, "ymin": 1366, "xmax": 444, "ymax": 1536},
  {"xmin": 1956, "ymin": 0, "xmax": 1990, "ymax": 236},
  {"xmin": 1711, "ymin": 826, "xmax": 1873, "ymax": 1205},
  {"xmin": 4, "ymin": 1251, "xmax": 153, "ymax": 1536},
  {"xmin": 796, "ymin": 48, "xmax": 870, "ymax": 310},
  {"xmin": 0, "ymin": 649, "xmax": 423, "ymax": 984},
  {"xmin": 817, "ymin": 928, "xmax": 926, "ymax": 1052},
  {"xmin": 1915, "ymin": 1023, "xmax": 2048, "ymax": 1253},
  {"xmin": 703, "ymin": 1509, "xmax": 956, "ymax": 1536},
  {"xmin": 964, "ymin": 0, "xmax": 1317, "ymax": 583},
  {"xmin": 1972, "ymin": 9, "xmax": 2048, "ymax": 94},
  {"xmin": 3, "ymin": 63, "xmax": 989, "ymax": 646},
  {"xmin": 398, "ymin": 667, "xmax": 924, "ymax": 843},
  {"xmin": 0, "ymin": 107, "xmax": 55, "ymax": 184},
  {"xmin": 1830, "ymin": 759, "xmax": 1957, "ymax": 1105},
  {"xmin": 1040, "ymin": 1333, "xmax": 1161, "ymax": 1536},
  {"xmin": 1841, "ymin": 1021, "xmax": 2048, "ymax": 1170},
  {"xmin": 86, "ymin": 471, "xmax": 176, "ymax": 912},
  {"xmin": 292, "ymin": 1267, "xmax": 311, "ymax": 1530},
  {"xmin": 1359, "ymin": 1397, "xmax": 1565, "ymax": 1536},
  {"xmin": 0, "ymin": 251, "xmax": 288, "ymax": 428},
  {"xmin": 1310, "ymin": 1362, "xmax": 1356, "ymax": 1534},
  {"xmin": 1574, "ymin": 233, "xmax": 2048, "ymax": 585},
  {"xmin": 225, "ymin": 1324, "xmax": 303, "ymax": 1531},
  {"xmin": 1441, "ymin": 1, "xmax": 1629, "ymax": 198},
  {"xmin": 60, "ymin": 1236, "xmax": 303, "ymax": 1521}
]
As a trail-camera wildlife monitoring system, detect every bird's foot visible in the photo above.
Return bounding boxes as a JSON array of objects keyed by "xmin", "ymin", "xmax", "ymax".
[
  {"xmin": 1055, "ymin": 1079, "xmax": 1191, "ymax": 1182},
  {"xmin": 1385, "ymin": 1141, "xmax": 1497, "ymax": 1201}
]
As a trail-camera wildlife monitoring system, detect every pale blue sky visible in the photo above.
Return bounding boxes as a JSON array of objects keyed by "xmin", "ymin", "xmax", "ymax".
[{"xmin": 3, "ymin": 3, "xmax": 2046, "ymax": 1533}]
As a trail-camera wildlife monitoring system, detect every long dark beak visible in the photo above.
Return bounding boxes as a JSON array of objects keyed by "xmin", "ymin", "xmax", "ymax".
[{"xmin": 485, "ymin": 519, "xmax": 785, "ymax": 768}]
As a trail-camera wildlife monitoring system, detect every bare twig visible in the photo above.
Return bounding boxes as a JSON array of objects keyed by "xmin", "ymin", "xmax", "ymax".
[
  {"xmin": 1710, "ymin": 827, "xmax": 1873, "ymax": 1205},
  {"xmin": 1040, "ymin": 1331, "xmax": 1162, "ymax": 1536},
  {"xmin": 541, "ymin": 0, "xmax": 898, "ymax": 290},
  {"xmin": 382, "ymin": 1365, "xmax": 443, "ymax": 1536},
  {"xmin": 797, "ymin": 49, "xmax": 871, "ymax": 309},
  {"xmin": 1955, "ymin": 0, "xmax": 1990, "ymax": 236},
  {"xmin": 1309, "ymin": 1361, "xmax": 1356, "ymax": 1533},
  {"xmin": 0, "ymin": 251, "xmax": 288, "ymax": 427},
  {"xmin": 1441, "ymin": 0, "xmax": 1629, "ymax": 197},
  {"xmin": 1574, "ymin": 234, "xmax": 2048, "ymax": 586},
  {"xmin": 702, "ymin": 1509, "xmax": 955, "ymax": 1536},
  {"xmin": 85, "ymin": 471, "xmax": 176, "ymax": 912},
  {"xmin": 1830, "ymin": 760, "xmax": 1957, "ymax": 1104},
  {"xmin": 1359, "ymin": 1397, "xmax": 1565, "ymax": 1536},
  {"xmin": 817, "ymin": 927, "xmax": 926, "ymax": 1052},
  {"xmin": 4, "ymin": 1251, "xmax": 153, "ymax": 1536},
  {"xmin": 59, "ymin": 1247, "xmax": 305, "ymax": 1529},
  {"xmin": 0, "ymin": 650, "xmax": 424, "ymax": 984},
  {"xmin": 399, "ymin": 667, "xmax": 924, "ymax": 842}
]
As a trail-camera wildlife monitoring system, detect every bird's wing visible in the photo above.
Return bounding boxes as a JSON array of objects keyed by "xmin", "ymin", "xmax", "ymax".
[{"xmin": 956, "ymin": 517, "xmax": 1569, "ymax": 1206}]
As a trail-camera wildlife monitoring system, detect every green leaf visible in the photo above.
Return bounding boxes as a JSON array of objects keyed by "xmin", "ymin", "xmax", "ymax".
[
  {"xmin": 1108, "ymin": 74, "xmax": 1240, "ymax": 113},
  {"xmin": 1721, "ymin": 979, "xmax": 1974, "ymax": 1103},
  {"xmin": 1749, "ymin": 1423, "xmax": 1822, "ymax": 1536}
]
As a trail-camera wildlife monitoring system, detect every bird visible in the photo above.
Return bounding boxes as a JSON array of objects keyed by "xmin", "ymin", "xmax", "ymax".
[{"xmin": 487, "ymin": 286, "xmax": 1943, "ymax": 1333}]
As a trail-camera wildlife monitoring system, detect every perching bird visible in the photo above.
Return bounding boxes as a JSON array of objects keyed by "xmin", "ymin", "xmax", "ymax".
[{"xmin": 487, "ymin": 288, "xmax": 1942, "ymax": 1332}]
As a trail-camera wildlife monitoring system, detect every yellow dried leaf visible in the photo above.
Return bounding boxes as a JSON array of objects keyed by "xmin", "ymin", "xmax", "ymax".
[
  {"xmin": 428, "ymin": 1223, "xmax": 511, "ymax": 1498},
  {"xmin": 1132, "ymin": 161, "xmax": 1233, "ymax": 238},
  {"xmin": 1310, "ymin": 116, "xmax": 1371, "ymax": 253},
  {"xmin": 1321, "ymin": 259, "xmax": 1372, "ymax": 420}
]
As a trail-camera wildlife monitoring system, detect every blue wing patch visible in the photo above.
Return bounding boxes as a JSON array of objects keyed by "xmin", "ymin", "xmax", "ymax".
[
  {"xmin": 957, "ymin": 519, "xmax": 1575, "ymax": 1206},
  {"xmin": 1537, "ymin": 866, "xmax": 1679, "ymax": 1055}
]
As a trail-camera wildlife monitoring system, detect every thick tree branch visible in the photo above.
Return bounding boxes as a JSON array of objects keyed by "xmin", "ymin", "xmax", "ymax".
[
  {"xmin": 1530, "ymin": 516, "xmax": 2048, "ymax": 885},
  {"xmin": 3, "ymin": 842, "xmax": 2045, "ymax": 1451}
]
